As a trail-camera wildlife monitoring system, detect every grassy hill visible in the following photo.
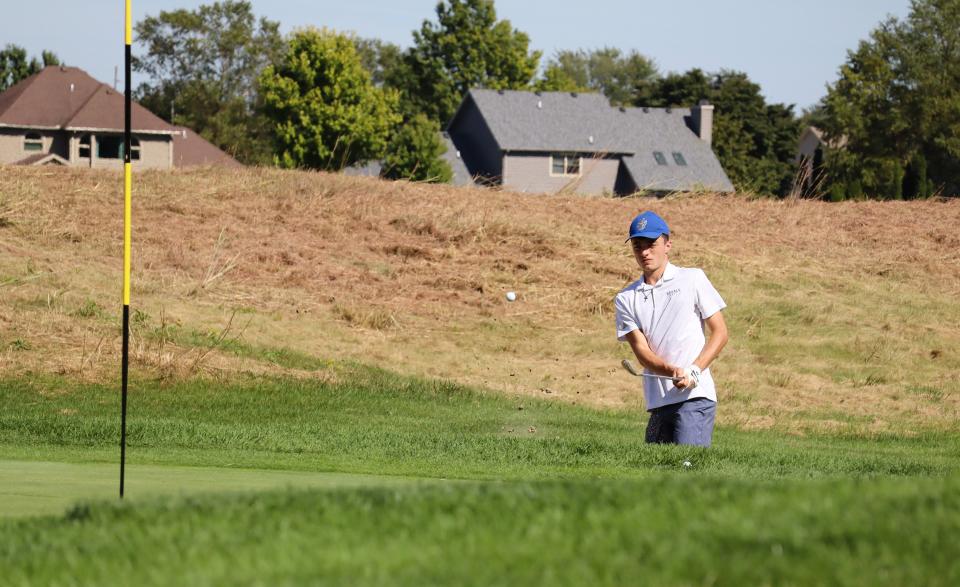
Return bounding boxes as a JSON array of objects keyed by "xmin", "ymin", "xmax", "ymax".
[
  {"xmin": 1, "ymin": 166, "xmax": 958, "ymax": 434},
  {"xmin": 2, "ymin": 166, "xmax": 960, "ymax": 585}
]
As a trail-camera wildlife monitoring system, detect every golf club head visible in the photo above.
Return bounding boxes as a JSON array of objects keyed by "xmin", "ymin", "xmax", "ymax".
[{"xmin": 621, "ymin": 359, "xmax": 642, "ymax": 377}]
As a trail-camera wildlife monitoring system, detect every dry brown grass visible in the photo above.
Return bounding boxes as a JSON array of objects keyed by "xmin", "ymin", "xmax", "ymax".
[{"xmin": 1, "ymin": 166, "xmax": 958, "ymax": 434}]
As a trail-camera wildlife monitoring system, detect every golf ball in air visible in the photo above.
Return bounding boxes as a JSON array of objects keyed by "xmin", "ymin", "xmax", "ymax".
[{"xmin": 506, "ymin": 291, "xmax": 517, "ymax": 301}]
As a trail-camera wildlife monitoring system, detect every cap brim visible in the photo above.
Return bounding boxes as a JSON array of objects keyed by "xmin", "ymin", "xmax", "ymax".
[{"xmin": 625, "ymin": 230, "xmax": 667, "ymax": 242}]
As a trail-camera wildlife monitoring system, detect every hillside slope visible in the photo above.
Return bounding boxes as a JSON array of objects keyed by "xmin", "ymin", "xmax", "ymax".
[{"xmin": 1, "ymin": 167, "xmax": 957, "ymax": 433}]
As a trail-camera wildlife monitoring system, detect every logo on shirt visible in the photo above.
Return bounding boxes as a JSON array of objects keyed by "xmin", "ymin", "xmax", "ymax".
[{"xmin": 666, "ymin": 288, "xmax": 680, "ymax": 297}]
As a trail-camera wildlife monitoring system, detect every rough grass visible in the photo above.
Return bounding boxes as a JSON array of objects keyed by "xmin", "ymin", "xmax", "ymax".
[
  {"xmin": 0, "ymin": 167, "xmax": 958, "ymax": 434},
  {"xmin": 3, "ymin": 477, "xmax": 958, "ymax": 587}
]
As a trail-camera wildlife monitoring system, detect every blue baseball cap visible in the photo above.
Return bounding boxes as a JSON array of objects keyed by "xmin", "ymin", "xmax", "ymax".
[{"xmin": 626, "ymin": 211, "xmax": 670, "ymax": 242}]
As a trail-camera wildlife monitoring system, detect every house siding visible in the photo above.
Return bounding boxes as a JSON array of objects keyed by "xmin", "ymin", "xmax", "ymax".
[
  {"xmin": 0, "ymin": 129, "xmax": 26, "ymax": 163},
  {"xmin": 502, "ymin": 153, "xmax": 620, "ymax": 195},
  {"xmin": 1, "ymin": 129, "xmax": 171, "ymax": 168},
  {"xmin": 447, "ymin": 97, "xmax": 502, "ymax": 182},
  {"xmin": 0, "ymin": 128, "xmax": 58, "ymax": 164},
  {"xmin": 88, "ymin": 134, "xmax": 172, "ymax": 170}
]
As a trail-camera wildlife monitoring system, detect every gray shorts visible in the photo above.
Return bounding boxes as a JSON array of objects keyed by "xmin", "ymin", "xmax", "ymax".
[{"xmin": 645, "ymin": 398, "xmax": 717, "ymax": 447}]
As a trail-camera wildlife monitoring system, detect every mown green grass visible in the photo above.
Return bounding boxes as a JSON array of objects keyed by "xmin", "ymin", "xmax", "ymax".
[
  {"xmin": 2, "ymin": 368, "xmax": 957, "ymax": 480},
  {"xmin": 2, "ymin": 366, "xmax": 958, "ymax": 585},
  {"xmin": 0, "ymin": 459, "xmax": 426, "ymax": 518}
]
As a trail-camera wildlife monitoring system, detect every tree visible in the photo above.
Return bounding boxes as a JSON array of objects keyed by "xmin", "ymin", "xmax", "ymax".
[
  {"xmin": 382, "ymin": 114, "xmax": 453, "ymax": 182},
  {"xmin": 399, "ymin": 0, "xmax": 541, "ymax": 123},
  {"xmin": 0, "ymin": 44, "xmax": 60, "ymax": 92},
  {"xmin": 533, "ymin": 65, "xmax": 587, "ymax": 93},
  {"xmin": 133, "ymin": 1, "xmax": 283, "ymax": 164},
  {"xmin": 540, "ymin": 48, "xmax": 658, "ymax": 106},
  {"xmin": 353, "ymin": 38, "xmax": 404, "ymax": 88},
  {"xmin": 821, "ymin": 0, "xmax": 960, "ymax": 197},
  {"xmin": 260, "ymin": 28, "xmax": 401, "ymax": 170}
]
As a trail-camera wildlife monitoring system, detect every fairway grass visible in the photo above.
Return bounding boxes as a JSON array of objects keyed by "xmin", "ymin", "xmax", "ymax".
[{"xmin": 3, "ymin": 369, "xmax": 958, "ymax": 481}]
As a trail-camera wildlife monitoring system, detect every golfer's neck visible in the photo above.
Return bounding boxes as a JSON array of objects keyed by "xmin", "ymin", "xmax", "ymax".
[{"xmin": 643, "ymin": 265, "xmax": 667, "ymax": 285}]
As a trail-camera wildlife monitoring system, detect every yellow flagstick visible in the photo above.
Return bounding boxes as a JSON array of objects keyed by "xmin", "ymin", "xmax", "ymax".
[{"xmin": 120, "ymin": 0, "xmax": 132, "ymax": 498}]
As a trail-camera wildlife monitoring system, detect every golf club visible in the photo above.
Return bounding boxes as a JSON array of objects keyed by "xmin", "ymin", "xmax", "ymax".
[
  {"xmin": 621, "ymin": 359, "xmax": 678, "ymax": 382},
  {"xmin": 622, "ymin": 359, "xmax": 678, "ymax": 399}
]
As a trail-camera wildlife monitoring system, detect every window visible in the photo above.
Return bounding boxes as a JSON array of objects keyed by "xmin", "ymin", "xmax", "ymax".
[
  {"xmin": 672, "ymin": 152, "xmax": 687, "ymax": 166},
  {"xmin": 653, "ymin": 151, "xmax": 667, "ymax": 166},
  {"xmin": 552, "ymin": 155, "xmax": 565, "ymax": 175},
  {"xmin": 24, "ymin": 133, "xmax": 43, "ymax": 152},
  {"xmin": 98, "ymin": 136, "xmax": 123, "ymax": 159},
  {"xmin": 79, "ymin": 134, "xmax": 91, "ymax": 158},
  {"xmin": 551, "ymin": 153, "xmax": 581, "ymax": 176},
  {"xmin": 96, "ymin": 136, "xmax": 140, "ymax": 160}
]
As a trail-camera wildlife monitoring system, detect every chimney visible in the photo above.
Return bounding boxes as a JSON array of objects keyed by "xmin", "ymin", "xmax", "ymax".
[{"xmin": 691, "ymin": 99, "xmax": 714, "ymax": 146}]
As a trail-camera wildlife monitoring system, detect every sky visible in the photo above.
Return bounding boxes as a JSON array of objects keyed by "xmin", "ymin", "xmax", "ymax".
[{"xmin": 1, "ymin": 0, "xmax": 912, "ymax": 111}]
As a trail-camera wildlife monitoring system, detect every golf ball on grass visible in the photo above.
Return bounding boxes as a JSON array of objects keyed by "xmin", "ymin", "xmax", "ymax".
[
  {"xmin": 683, "ymin": 460, "xmax": 692, "ymax": 468},
  {"xmin": 506, "ymin": 291, "xmax": 517, "ymax": 301}
]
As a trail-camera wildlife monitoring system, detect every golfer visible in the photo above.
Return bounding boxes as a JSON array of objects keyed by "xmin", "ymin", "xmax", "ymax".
[{"xmin": 614, "ymin": 211, "xmax": 728, "ymax": 447}]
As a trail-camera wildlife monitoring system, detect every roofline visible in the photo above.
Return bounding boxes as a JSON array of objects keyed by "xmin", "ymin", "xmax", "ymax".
[
  {"xmin": 504, "ymin": 148, "xmax": 633, "ymax": 157},
  {"xmin": 446, "ymin": 89, "xmax": 503, "ymax": 153},
  {"xmin": 25, "ymin": 153, "xmax": 71, "ymax": 166},
  {"xmin": 0, "ymin": 122, "xmax": 175, "ymax": 135},
  {"xmin": 0, "ymin": 123, "xmax": 61, "ymax": 131},
  {"xmin": 64, "ymin": 126, "xmax": 176, "ymax": 136}
]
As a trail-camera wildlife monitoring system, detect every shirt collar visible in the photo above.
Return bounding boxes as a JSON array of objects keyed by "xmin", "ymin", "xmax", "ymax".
[
  {"xmin": 639, "ymin": 262, "xmax": 677, "ymax": 289},
  {"xmin": 662, "ymin": 262, "xmax": 678, "ymax": 282}
]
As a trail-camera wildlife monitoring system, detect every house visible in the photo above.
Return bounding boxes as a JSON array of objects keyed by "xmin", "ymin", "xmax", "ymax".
[
  {"xmin": 171, "ymin": 126, "xmax": 242, "ymax": 168},
  {"xmin": 796, "ymin": 126, "xmax": 846, "ymax": 169},
  {"xmin": 445, "ymin": 89, "xmax": 734, "ymax": 195},
  {"xmin": 0, "ymin": 66, "xmax": 238, "ymax": 169}
]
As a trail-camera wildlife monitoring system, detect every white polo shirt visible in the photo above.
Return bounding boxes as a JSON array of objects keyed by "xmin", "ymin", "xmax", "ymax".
[{"xmin": 614, "ymin": 263, "xmax": 726, "ymax": 410}]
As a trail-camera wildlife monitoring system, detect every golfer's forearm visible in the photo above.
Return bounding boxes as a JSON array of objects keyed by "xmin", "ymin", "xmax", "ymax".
[
  {"xmin": 693, "ymin": 324, "xmax": 728, "ymax": 371},
  {"xmin": 633, "ymin": 348, "xmax": 674, "ymax": 375},
  {"xmin": 626, "ymin": 331, "xmax": 674, "ymax": 375}
]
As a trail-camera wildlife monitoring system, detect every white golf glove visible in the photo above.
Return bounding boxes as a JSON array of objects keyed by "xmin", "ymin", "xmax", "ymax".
[{"xmin": 683, "ymin": 365, "xmax": 702, "ymax": 389}]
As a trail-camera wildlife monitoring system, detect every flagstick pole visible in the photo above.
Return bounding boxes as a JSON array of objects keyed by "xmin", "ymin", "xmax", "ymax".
[{"xmin": 120, "ymin": 0, "xmax": 132, "ymax": 499}]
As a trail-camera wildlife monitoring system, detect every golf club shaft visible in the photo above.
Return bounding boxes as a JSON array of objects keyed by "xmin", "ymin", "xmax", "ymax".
[
  {"xmin": 622, "ymin": 359, "xmax": 679, "ymax": 382},
  {"xmin": 643, "ymin": 373, "xmax": 679, "ymax": 382}
]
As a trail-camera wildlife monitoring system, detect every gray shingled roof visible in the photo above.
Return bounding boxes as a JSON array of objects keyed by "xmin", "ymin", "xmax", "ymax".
[
  {"xmin": 618, "ymin": 108, "xmax": 733, "ymax": 192},
  {"xmin": 451, "ymin": 89, "xmax": 734, "ymax": 192}
]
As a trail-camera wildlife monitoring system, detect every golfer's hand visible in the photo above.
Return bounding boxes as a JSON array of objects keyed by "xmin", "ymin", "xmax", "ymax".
[
  {"xmin": 669, "ymin": 365, "xmax": 688, "ymax": 388},
  {"xmin": 676, "ymin": 365, "xmax": 701, "ymax": 390}
]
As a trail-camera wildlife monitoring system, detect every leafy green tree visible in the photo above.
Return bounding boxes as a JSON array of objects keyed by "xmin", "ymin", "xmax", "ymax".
[
  {"xmin": 260, "ymin": 28, "xmax": 401, "ymax": 170},
  {"xmin": 821, "ymin": 0, "xmax": 960, "ymax": 197},
  {"xmin": 382, "ymin": 114, "xmax": 453, "ymax": 182},
  {"xmin": 133, "ymin": 1, "xmax": 283, "ymax": 164},
  {"xmin": 400, "ymin": 0, "xmax": 541, "ymax": 123},
  {"xmin": 641, "ymin": 68, "xmax": 710, "ymax": 108},
  {"xmin": 353, "ymin": 38, "xmax": 404, "ymax": 87},
  {"xmin": 540, "ymin": 48, "xmax": 658, "ymax": 106},
  {"xmin": 534, "ymin": 64, "xmax": 588, "ymax": 93},
  {"xmin": 0, "ymin": 44, "xmax": 60, "ymax": 91}
]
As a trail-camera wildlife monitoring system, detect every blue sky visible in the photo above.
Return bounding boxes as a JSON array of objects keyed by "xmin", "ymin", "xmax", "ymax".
[{"xmin": 1, "ymin": 1, "xmax": 910, "ymax": 111}]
